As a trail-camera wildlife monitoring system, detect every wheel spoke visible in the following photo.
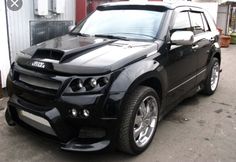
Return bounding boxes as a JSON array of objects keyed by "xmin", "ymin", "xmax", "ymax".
[
  {"xmin": 210, "ymin": 62, "xmax": 220, "ymax": 91},
  {"xmin": 150, "ymin": 117, "xmax": 157, "ymax": 127},
  {"xmin": 134, "ymin": 125, "xmax": 145, "ymax": 140},
  {"xmin": 138, "ymin": 127, "xmax": 148, "ymax": 142},
  {"xmin": 139, "ymin": 102, "xmax": 146, "ymax": 118},
  {"xmin": 144, "ymin": 101, "xmax": 151, "ymax": 119},
  {"xmin": 134, "ymin": 114, "xmax": 142, "ymax": 126}
]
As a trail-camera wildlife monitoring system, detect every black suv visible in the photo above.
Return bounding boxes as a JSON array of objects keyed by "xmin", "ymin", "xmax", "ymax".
[{"xmin": 5, "ymin": 2, "xmax": 221, "ymax": 154}]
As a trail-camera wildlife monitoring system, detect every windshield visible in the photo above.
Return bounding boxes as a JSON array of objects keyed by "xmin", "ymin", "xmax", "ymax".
[{"xmin": 72, "ymin": 9, "xmax": 166, "ymax": 41}]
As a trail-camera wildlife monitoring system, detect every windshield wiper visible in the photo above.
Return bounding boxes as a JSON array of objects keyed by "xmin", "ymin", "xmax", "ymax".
[
  {"xmin": 94, "ymin": 34, "xmax": 129, "ymax": 41},
  {"xmin": 107, "ymin": 32, "xmax": 156, "ymax": 40},
  {"xmin": 71, "ymin": 32, "xmax": 91, "ymax": 37}
]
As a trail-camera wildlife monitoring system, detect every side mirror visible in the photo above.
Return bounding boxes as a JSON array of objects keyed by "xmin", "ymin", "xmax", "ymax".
[
  {"xmin": 68, "ymin": 25, "xmax": 76, "ymax": 32},
  {"xmin": 171, "ymin": 31, "xmax": 194, "ymax": 45}
]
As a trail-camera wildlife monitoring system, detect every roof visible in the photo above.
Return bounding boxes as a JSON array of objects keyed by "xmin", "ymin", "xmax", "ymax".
[{"xmin": 99, "ymin": 1, "xmax": 203, "ymax": 10}]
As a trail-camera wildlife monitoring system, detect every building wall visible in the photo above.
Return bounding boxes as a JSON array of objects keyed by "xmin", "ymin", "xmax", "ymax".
[
  {"xmin": 6, "ymin": 0, "xmax": 76, "ymax": 62},
  {"xmin": 217, "ymin": 5, "xmax": 229, "ymax": 34},
  {"xmin": 0, "ymin": 0, "xmax": 10, "ymax": 87}
]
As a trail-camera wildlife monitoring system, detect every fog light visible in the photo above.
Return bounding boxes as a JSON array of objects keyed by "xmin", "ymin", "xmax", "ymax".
[
  {"xmin": 83, "ymin": 109, "xmax": 90, "ymax": 118},
  {"xmin": 71, "ymin": 108, "xmax": 78, "ymax": 117}
]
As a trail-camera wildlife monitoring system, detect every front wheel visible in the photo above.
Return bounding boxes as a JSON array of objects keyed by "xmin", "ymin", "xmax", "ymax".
[
  {"xmin": 117, "ymin": 86, "xmax": 160, "ymax": 155},
  {"xmin": 202, "ymin": 57, "xmax": 220, "ymax": 95}
]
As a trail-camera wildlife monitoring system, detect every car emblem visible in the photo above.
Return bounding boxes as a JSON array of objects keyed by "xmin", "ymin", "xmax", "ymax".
[{"xmin": 31, "ymin": 61, "xmax": 45, "ymax": 69}]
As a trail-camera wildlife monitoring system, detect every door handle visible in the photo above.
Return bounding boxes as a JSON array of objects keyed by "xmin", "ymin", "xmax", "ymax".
[{"xmin": 192, "ymin": 44, "xmax": 199, "ymax": 50}]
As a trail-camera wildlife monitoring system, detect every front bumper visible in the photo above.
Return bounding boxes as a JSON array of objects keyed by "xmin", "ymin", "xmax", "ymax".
[
  {"xmin": 6, "ymin": 93, "xmax": 121, "ymax": 152},
  {"xmin": 5, "ymin": 62, "xmax": 127, "ymax": 151}
]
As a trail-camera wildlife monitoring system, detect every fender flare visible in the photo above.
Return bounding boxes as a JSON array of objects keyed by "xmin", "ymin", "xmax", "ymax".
[
  {"xmin": 109, "ymin": 59, "xmax": 168, "ymax": 102},
  {"xmin": 208, "ymin": 42, "xmax": 221, "ymax": 65}
]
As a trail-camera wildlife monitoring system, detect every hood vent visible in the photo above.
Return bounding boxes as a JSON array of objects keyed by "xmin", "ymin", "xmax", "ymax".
[{"xmin": 32, "ymin": 49, "xmax": 64, "ymax": 61}]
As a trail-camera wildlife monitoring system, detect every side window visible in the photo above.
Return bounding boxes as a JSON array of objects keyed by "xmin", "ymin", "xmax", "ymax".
[
  {"xmin": 190, "ymin": 12, "xmax": 205, "ymax": 34},
  {"xmin": 171, "ymin": 11, "xmax": 191, "ymax": 34},
  {"xmin": 201, "ymin": 13, "xmax": 210, "ymax": 32}
]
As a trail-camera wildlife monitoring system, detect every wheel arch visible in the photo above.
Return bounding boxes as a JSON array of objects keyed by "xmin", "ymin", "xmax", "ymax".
[
  {"xmin": 208, "ymin": 42, "xmax": 221, "ymax": 65},
  {"xmin": 126, "ymin": 76, "xmax": 163, "ymax": 105},
  {"xmin": 213, "ymin": 52, "xmax": 221, "ymax": 65},
  {"xmin": 108, "ymin": 59, "xmax": 168, "ymax": 115}
]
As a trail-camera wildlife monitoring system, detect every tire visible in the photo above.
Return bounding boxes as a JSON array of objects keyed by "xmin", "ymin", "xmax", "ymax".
[
  {"xmin": 117, "ymin": 86, "xmax": 160, "ymax": 155},
  {"xmin": 202, "ymin": 57, "xmax": 220, "ymax": 95}
]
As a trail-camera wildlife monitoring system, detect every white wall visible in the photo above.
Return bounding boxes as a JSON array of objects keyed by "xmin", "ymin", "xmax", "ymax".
[
  {"xmin": 7, "ymin": 0, "xmax": 76, "ymax": 62},
  {"xmin": 217, "ymin": 5, "xmax": 229, "ymax": 34},
  {"xmin": 0, "ymin": 0, "xmax": 10, "ymax": 88}
]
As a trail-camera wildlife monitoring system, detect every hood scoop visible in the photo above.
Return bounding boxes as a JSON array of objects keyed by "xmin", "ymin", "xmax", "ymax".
[
  {"xmin": 32, "ymin": 49, "xmax": 64, "ymax": 61},
  {"xmin": 31, "ymin": 39, "xmax": 116, "ymax": 63}
]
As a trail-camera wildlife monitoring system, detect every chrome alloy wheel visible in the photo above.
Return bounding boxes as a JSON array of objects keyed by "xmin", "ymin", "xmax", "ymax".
[
  {"xmin": 211, "ymin": 62, "xmax": 220, "ymax": 91},
  {"xmin": 133, "ymin": 96, "xmax": 158, "ymax": 147}
]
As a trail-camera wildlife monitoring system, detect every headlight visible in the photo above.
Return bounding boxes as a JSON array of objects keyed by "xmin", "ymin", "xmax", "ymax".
[
  {"xmin": 69, "ymin": 76, "xmax": 109, "ymax": 93},
  {"xmin": 98, "ymin": 77, "xmax": 109, "ymax": 86},
  {"xmin": 89, "ymin": 78, "xmax": 97, "ymax": 88},
  {"xmin": 70, "ymin": 79, "xmax": 83, "ymax": 92}
]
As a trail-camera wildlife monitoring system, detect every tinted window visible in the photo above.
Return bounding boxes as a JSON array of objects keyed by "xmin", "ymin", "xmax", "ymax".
[
  {"xmin": 190, "ymin": 12, "xmax": 205, "ymax": 34},
  {"xmin": 201, "ymin": 13, "xmax": 210, "ymax": 32},
  {"xmin": 172, "ymin": 12, "xmax": 191, "ymax": 32}
]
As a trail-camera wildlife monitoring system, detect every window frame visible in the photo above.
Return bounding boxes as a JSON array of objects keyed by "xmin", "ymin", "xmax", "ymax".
[
  {"xmin": 170, "ymin": 10, "xmax": 192, "ymax": 35},
  {"xmin": 189, "ymin": 11, "xmax": 206, "ymax": 35},
  {"xmin": 201, "ymin": 12, "xmax": 211, "ymax": 32}
]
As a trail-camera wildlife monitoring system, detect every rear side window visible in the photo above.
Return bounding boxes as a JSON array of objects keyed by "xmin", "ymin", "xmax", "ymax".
[
  {"xmin": 201, "ymin": 13, "xmax": 210, "ymax": 32},
  {"xmin": 190, "ymin": 12, "xmax": 204, "ymax": 34},
  {"xmin": 204, "ymin": 11, "xmax": 218, "ymax": 32},
  {"xmin": 172, "ymin": 12, "xmax": 191, "ymax": 33}
]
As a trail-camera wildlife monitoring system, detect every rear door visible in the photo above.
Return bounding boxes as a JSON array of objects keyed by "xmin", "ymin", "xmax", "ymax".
[{"xmin": 189, "ymin": 11, "xmax": 212, "ymax": 84}]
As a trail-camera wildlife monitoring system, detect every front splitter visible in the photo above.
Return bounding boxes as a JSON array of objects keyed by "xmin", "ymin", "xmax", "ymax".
[{"xmin": 61, "ymin": 138, "xmax": 110, "ymax": 152}]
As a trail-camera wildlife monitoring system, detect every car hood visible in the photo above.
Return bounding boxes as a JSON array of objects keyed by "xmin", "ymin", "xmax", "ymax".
[{"xmin": 17, "ymin": 35, "xmax": 158, "ymax": 75}]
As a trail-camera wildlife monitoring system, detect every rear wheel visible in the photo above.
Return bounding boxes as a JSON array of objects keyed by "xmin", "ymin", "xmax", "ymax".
[
  {"xmin": 117, "ymin": 86, "xmax": 160, "ymax": 155},
  {"xmin": 202, "ymin": 57, "xmax": 220, "ymax": 95}
]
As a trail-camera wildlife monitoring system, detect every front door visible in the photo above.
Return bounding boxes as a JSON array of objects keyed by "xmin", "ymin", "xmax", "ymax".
[{"xmin": 166, "ymin": 11, "xmax": 197, "ymax": 106}]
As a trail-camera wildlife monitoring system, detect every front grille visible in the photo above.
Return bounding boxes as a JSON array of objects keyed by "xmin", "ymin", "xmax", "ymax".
[
  {"xmin": 19, "ymin": 74, "xmax": 60, "ymax": 90},
  {"xmin": 17, "ymin": 73, "xmax": 61, "ymax": 95}
]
